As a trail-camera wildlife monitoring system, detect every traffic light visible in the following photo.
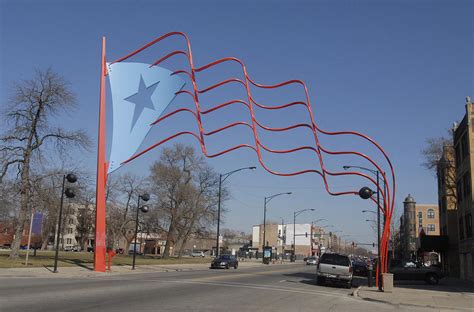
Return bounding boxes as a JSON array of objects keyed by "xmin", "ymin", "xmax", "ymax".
[
  {"xmin": 373, "ymin": 243, "xmax": 375, "ymax": 247},
  {"xmin": 305, "ymin": 232, "xmax": 308, "ymax": 238}
]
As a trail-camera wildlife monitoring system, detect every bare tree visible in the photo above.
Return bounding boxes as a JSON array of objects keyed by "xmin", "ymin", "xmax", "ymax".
[
  {"xmin": 30, "ymin": 172, "xmax": 62, "ymax": 250},
  {"xmin": 421, "ymin": 135, "xmax": 452, "ymax": 172},
  {"xmin": 421, "ymin": 133, "xmax": 456, "ymax": 204},
  {"xmin": 75, "ymin": 186, "xmax": 95, "ymax": 251},
  {"xmin": 0, "ymin": 68, "xmax": 90, "ymax": 258},
  {"xmin": 0, "ymin": 179, "xmax": 18, "ymax": 225},
  {"xmin": 117, "ymin": 174, "xmax": 147, "ymax": 252},
  {"xmin": 149, "ymin": 144, "xmax": 224, "ymax": 258},
  {"xmin": 100, "ymin": 173, "xmax": 149, "ymax": 251}
]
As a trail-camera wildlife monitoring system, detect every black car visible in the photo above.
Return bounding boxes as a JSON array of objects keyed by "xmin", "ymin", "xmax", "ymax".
[
  {"xmin": 352, "ymin": 260, "xmax": 368, "ymax": 276},
  {"xmin": 210, "ymin": 255, "xmax": 238, "ymax": 269},
  {"xmin": 390, "ymin": 261, "xmax": 444, "ymax": 285}
]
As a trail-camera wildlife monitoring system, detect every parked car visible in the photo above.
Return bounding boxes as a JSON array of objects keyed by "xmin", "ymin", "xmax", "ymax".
[
  {"xmin": 128, "ymin": 243, "xmax": 143, "ymax": 255},
  {"xmin": 352, "ymin": 260, "xmax": 368, "ymax": 276},
  {"xmin": 390, "ymin": 261, "xmax": 444, "ymax": 285},
  {"xmin": 306, "ymin": 256, "xmax": 318, "ymax": 265},
  {"xmin": 316, "ymin": 253, "xmax": 352, "ymax": 288},
  {"xmin": 191, "ymin": 251, "xmax": 205, "ymax": 257},
  {"xmin": 210, "ymin": 255, "xmax": 238, "ymax": 269}
]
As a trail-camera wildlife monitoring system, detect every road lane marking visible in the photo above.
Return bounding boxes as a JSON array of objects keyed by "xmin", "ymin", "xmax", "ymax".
[
  {"xmin": 187, "ymin": 266, "xmax": 314, "ymax": 282},
  {"xmin": 159, "ymin": 279, "xmax": 385, "ymax": 306}
]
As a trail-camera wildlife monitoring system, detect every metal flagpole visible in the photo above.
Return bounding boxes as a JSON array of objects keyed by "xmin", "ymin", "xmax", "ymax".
[{"xmin": 94, "ymin": 36, "xmax": 108, "ymax": 272}]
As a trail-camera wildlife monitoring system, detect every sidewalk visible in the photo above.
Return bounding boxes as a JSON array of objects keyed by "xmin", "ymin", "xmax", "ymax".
[
  {"xmin": 354, "ymin": 278, "xmax": 474, "ymax": 311},
  {"xmin": 0, "ymin": 258, "xmax": 297, "ymax": 279}
]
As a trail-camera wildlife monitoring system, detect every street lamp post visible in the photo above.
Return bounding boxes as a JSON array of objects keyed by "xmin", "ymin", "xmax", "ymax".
[
  {"xmin": 360, "ymin": 186, "xmax": 381, "ymax": 291},
  {"xmin": 293, "ymin": 208, "xmax": 315, "ymax": 260},
  {"xmin": 216, "ymin": 166, "xmax": 255, "ymax": 257},
  {"xmin": 53, "ymin": 173, "xmax": 77, "ymax": 273},
  {"xmin": 132, "ymin": 193, "xmax": 150, "ymax": 270},
  {"xmin": 344, "ymin": 165, "xmax": 384, "ymax": 292},
  {"xmin": 263, "ymin": 192, "xmax": 292, "ymax": 263}
]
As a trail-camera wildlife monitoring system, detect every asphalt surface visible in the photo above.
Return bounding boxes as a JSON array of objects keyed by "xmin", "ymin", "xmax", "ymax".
[{"xmin": 0, "ymin": 263, "xmax": 434, "ymax": 312}]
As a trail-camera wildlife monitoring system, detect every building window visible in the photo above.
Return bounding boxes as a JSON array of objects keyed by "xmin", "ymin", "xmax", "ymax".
[
  {"xmin": 427, "ymin": 224, "xmax": 435, "ymax": 232},
  {"xmin": 427, "ymin": 209, "xmax": 435, "ymax": 219},
  {"xmin": 463, "ymin": 173, "xmax": 471, "ymax": 199},
  {"xmin": 455, "ymin": 143, "xmax": 462, "ymax": 165},
  {"xmin": 66, "ymin": 238, "xmax": 72, "ymax": 244},
  {"xmin": 67, "ymin": 228, "xmax": 73, "ymax": 234},
  {"xmin": 466, "ymin": 214, "xmax": 472, "ymax": 238},
  {"xmin": 457, "ymin": 180, "xmax": 463, "ymax": 203},
  {"xmin": 418, "ymin": 211, "xmax": 422, "ymax": 218},
  {"xmin": 459, "ymin": 217, "xmax": 465, "ymax": 240},
  {"xmin": 461, "ymin": 133, "xmax": 469, "ymax": 159},
  {"xmin": 69, "ymin": 219, "xmax": 74, "ymax": 225}
]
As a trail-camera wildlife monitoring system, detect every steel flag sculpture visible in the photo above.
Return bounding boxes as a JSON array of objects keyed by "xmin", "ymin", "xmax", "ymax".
[{"xmin": 95, "ymin": 32, "xmax": 396, "ymax": 289}]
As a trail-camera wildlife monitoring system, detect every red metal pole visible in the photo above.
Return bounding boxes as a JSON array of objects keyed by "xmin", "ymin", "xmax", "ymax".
[{"xmin": 94, "ymin": 36, "xmax": 107, "ymax": 272}]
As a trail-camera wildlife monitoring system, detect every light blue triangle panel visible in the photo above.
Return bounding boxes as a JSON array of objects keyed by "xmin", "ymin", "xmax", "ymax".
[{"xmin": 107, "ymin": 62, "xmax": 185, "ymax": 173}]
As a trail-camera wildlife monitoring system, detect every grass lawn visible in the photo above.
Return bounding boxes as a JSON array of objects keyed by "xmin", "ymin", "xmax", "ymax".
[{"xmin": 0, "ymin": 250, "xmax": 210, "ymax": 268}]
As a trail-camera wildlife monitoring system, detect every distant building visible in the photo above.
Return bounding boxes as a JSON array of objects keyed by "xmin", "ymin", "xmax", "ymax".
[
  {"xmin": 453, "ymin": 97, "xmax": 474, "ymax": 281},
  {"xmin": 437, "ymin": 143, "xmax": 460, "ymax": 277},
  {"xmin": 400, "ymin": 194, "xmax": 440, "ymax": 261},
  {"xmin": 252, "ymin": 223, "xmax": 332, "ymax": 259}
]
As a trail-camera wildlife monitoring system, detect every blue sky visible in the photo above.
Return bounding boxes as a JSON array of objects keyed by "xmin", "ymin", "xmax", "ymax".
[{"xmin": 1, "ymin": 0, "xmax": 473, "ymax": 245}]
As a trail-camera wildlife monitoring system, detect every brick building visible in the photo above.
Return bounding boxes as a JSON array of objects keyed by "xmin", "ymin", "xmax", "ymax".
[
  {"xmin": 437, "ymin": 143, "xmax": 460, "ymax": 276},
  {"xmin": 453, "ymin": 97, "xmax": 474, "ymax": 281},
  {"xmin": 252, "ymin": 223, "xmax": 331, "ymax": 259}
]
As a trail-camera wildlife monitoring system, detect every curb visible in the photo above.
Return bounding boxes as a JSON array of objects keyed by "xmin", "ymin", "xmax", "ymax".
[{"xmin": 353, "ymin": 286, "xmax": 473, "ymax": 311}]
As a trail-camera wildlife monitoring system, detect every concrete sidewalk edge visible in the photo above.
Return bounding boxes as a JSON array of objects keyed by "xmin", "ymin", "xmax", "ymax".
[{"xmin": 354, "ymin": 286, "xmax": 474, "ymax": 311}]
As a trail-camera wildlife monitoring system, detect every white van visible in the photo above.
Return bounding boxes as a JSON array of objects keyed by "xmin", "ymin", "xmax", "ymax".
[{"xmin": 316, "ymin": 253, "xmax": 353, "ymax": 288}]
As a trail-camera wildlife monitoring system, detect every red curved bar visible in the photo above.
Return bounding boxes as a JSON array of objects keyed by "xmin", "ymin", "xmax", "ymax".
[{"xmin": 149, "ymin": 50, "xmax": 188, "ymax": 68}]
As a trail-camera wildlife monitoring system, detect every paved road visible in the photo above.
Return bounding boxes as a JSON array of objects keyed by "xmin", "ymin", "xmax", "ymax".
[{"xmin": 0, "ymin": 264, "xmax": 433, "ymax": 312}]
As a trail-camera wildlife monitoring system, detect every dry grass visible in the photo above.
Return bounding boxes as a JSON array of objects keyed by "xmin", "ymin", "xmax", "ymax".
[{"xmin": 0, "ymin": 250, "xmax": 210, "ymax": 268}]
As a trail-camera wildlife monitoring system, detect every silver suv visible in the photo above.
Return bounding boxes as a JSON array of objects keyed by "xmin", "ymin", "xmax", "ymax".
[{"xmin": 316, "ymin": 253, "xmax": 352, "ymax": 288}]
